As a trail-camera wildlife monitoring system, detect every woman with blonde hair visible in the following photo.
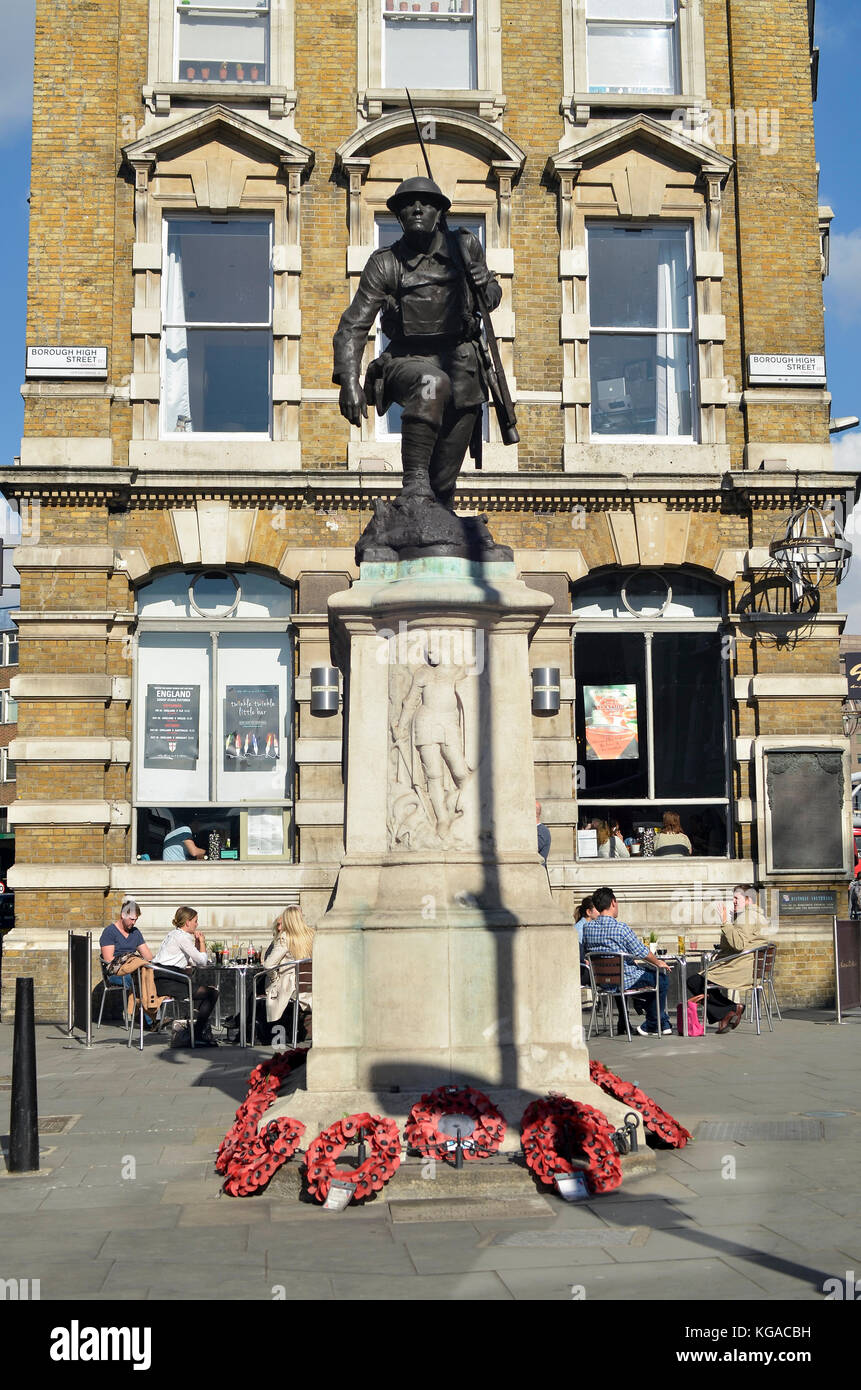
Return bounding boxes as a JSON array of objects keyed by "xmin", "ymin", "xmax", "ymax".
[
  {"xmin": 592, "ymin": 818, "xmax": 629, "ymax": 859},
  {"xmin": 152, "ymin": 906, "xmax": 220, "ymax": 1046},
  {"xmin": 259, "ymin": 905, "xmax": 314, "ymax": 1044}
]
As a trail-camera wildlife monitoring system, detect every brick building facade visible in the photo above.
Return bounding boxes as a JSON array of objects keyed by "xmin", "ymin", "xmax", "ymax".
[{"xmin": 2, "ymin": 0, "xmax": 854, "ymax": 1018}]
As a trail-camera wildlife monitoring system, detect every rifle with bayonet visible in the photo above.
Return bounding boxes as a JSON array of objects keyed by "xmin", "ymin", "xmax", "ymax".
[{"xmin": 405, "ymin": 90, "xmax": 520, "ymax": 450}]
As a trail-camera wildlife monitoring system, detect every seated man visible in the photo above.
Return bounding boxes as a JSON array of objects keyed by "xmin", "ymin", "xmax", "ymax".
[
  {"xmin": 99, "ymin": 899, "xmax": 156, "ymax": 1026},
  {"xmin": 583, "ymin": 886, "xmax": 672, "ymax": 1037},
  {"xmin": 686, "ymin": 885, "xmax": 771, "ymax": 1033}
]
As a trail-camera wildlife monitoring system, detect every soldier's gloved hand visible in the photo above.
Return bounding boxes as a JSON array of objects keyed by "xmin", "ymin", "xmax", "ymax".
[
  {"xmin": 339, "ymin": 378, "xmax": 367, "ymax": 426},
  {"xmin": 468, "ymin": 261, "xmax": 493, "ymax": 290}
]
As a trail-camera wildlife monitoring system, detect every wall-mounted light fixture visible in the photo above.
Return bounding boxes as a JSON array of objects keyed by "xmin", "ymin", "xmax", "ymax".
[
  {"xmin": 310, "ymin": 666, "xmax": 340, "ymax": 716},
  {"xmin": 532, "ymin": 667, "xmax": 561, "ymax": 716},
  {"xmin": 769, "ymin": 502, "xmax": 852, "ymax": 612}
]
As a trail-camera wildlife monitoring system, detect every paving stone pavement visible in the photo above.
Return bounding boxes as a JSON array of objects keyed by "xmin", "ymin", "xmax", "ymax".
[{"xmin": 0, "ymin": 1011, "xmax": 859, "ymax": 1304}]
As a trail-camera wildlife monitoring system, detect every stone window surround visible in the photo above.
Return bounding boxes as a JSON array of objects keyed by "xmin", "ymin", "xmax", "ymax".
[
  {"xmin": 144, "ymin": 0, "xmax": 296, "ymax": 120},
  {"xmin": 336, "ymin": 108, "xmax": 525, "ymax": 475},
  {"xmin": 548, "ymin": 115, "xmax": 732, "ymax": 475},
  {"xmin": 752, "ymin": 736, "xmax": 852, "ymax": 879},
  {"xmin": 356, "ymin": 0, "xmax": 504, "ymax": 123},
  {"xmin": 562, "ymin": 0, "xmax": 708, "ymax": 131},
  {"xmin": 123, "ymin": 107, "xmax": 312, "ymax": 473}
]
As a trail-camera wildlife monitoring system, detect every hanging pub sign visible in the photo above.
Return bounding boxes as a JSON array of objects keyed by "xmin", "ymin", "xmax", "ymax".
[
  {"xmin": 144, "ymin": 685, "xmax": 200, "ymax": 770},
  {"xmin": 26, "ymin": 345, "xmax": 108, "ymax": 378},
  {"xmin": 584, "ymin": 684, "xmax": 639, "ymax": 761},
  {"xmin": 223, "ymin": 685, "xmax": 280, "ymax": 772},
  {"xmin": 747, "ymin": 354, "xmax": 826, "ymax": 386}
]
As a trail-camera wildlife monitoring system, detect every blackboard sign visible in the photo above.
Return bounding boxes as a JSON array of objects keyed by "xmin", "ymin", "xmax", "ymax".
[
  {"xmin": 144, "ymin": 685, "xmax": 200, "ymax": 770},
  {"xmin": 766, "ymin": 750, "xmax": 844, "ymax": 871},
  {"xmin": 223, "ymin": 685, "xmax": 280, "ymax": 772},
  {"xmin": 834, "ymin": 919, "xmax": 861, "ymax": 1021},
  {"xmin": 68, "ymin": 932, "xmax": 92, "ymax": 1043},
  {"xmin": 778, "ymin": 890, "xmax": 837, "ymax": 916}
]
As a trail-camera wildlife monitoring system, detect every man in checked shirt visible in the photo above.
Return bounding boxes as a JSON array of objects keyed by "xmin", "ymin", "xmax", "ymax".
[{"xmin": 583, "ymin": 886, "xmax": 673, "ymax": 1036}]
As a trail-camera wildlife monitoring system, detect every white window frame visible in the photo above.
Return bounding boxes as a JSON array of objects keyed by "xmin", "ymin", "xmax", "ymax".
[
  {"xmin": 381, "ymin": 0, "xmax": 476, "ymax": 93},
  {"xmin": 586, "ymin": 221, "xmax": 698, "ymax": 445},
  {"xmin": 585, "ymin": 0, "xmax": 680, "ymax": 97},
  {"xmin": 564, "ymin": 0, "xmax": 707, "ymax": 126},
  {"xmin": 0, "ymin": 634, "xmax": 18, "ymax": 666},
  {"xmin": 1, "ymin": 749, "xmax": 16, "ymax": 784},
  {"xmin": 132, "ymin": 568, "xmax": 295, "ymax": 862},
  {"xmin": 146, "ymin": 0, "xmax": 294, "ymax": 118},
  {"xmin": 0, "ymin": 690, "xmax": 18, "ymax": 723},
  {"xmin": 358, "ymin": 0, "xmax": 504, "ymax": 120},
  {"xmin": 159, "ymin": 214, "xmax": 274, "ymax": 441},
  {"xmin": 173, "ymin": 0, "xmax": 270, "ymax": 85}
]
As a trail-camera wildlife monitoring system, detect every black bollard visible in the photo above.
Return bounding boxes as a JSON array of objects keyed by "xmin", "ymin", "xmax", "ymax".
[{"xmin": 9, "ymin": 977, "xmax": 39, "ymax": 1172}]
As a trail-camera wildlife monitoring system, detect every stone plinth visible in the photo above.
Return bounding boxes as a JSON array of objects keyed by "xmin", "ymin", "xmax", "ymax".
[{"xmin": 299, "ymin": 557, "xmax": 618, "ymax": 1118}]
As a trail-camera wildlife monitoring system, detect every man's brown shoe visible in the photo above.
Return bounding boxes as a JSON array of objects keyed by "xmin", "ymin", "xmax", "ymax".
[{"xmin": 727, "ymin": 1003, "xmax": 744, "ymax": 1030}]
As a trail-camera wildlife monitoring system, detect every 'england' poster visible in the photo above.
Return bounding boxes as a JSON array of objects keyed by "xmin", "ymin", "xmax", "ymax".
[{"xmin": 144, "ymin": 685, "xmax": 200, "ymax": 770}]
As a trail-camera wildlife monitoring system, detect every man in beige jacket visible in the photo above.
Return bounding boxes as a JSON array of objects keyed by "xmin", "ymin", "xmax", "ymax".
[{"xmin": 686, "ymin": 887, "xmax": 772, "ymax": 1033}]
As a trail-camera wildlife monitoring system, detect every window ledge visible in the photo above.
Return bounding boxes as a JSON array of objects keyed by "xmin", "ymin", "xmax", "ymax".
[
  {"xmin": 561, "ymin": 92, "xmax": 707, "ymax": 126},
  {"xmin": 143, "ymin": 83, "xmax": 296, "ymax": 119},
  {"xmin": 360, "ymin": 88, "xmax": 505, "ymax": 121}
]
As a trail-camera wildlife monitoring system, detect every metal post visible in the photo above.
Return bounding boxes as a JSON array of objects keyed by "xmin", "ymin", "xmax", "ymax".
[{"xmin": 9, "ymin": 977, "xmax": 39, "ymax": 1172}]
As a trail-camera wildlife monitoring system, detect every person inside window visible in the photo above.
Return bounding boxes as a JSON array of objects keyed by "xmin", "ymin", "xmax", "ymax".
[
  {"xmin": 654, "ymin": 810, "xmax": 692, "ymax": 856},
  {"xmin": 536, "ymin": 800, "xmax": 551, "ymax": 864},
  {"xmin": 592, "ymin": 818, "xmax": 629, "ymax": 859},
  {"xmin": 152, "ymin": 906, "xmax": 219, "ymax": 1046},
  {"xmin": 163, "ymin": 818, "xmax": 206, "ymax": 861}
]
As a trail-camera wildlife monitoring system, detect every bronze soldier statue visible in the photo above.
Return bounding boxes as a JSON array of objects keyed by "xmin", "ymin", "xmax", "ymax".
[{"xmin": 334, "ymin": 176, "xmax": 501, "ymax": 511}]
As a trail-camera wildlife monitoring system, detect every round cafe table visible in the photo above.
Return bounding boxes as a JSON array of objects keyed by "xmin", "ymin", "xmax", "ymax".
[{"xmin": 193, "ymin": 961, "xmax": 264, "ymax": 1047}]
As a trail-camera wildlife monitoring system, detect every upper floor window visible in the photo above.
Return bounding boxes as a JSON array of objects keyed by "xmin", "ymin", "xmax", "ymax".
[
  {"xmin": 175, "ymin": 0, "xmax": 270, "ymax": 84},
  {"xmin": 0, "ymin": 690, "xmax": 18, "ymax": 723},
  {"xmin": 161, "ymin": 216, "xmax": 273, "ymax": 438},
  {"xmin": 0, "ymin": 634, "xmax": 18, "ymax": 667},
  {"xmin": 1, "ymin": 749, "xmax": 15, "ymax": 784},
  {"xmin": 586, "ymin": 0, "xmax": 679, "ymax": 95},
  {"xmin": 587, "ymin": 223, "xmax": 696, "ymax": 441},
  {"xmin": 382, "ymin": 0, "xmax": 476, "ymax": 89}
]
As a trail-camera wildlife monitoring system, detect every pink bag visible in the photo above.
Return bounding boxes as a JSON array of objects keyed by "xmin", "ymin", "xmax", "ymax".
[{"xmin": 677, "ymin": 999, "xmax": 704, "ymax": 1036}]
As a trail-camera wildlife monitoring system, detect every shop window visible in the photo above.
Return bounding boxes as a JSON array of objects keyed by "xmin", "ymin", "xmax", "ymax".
[
  {"xmin": 134, "ymin": 569, "xmax": 293, "ymax": 861},
  {"xmin": 175, "ymin": 0, "xmax": 270, "ymax": 84},
  {"xmin": 382, "ymin": 0, "xmax": 476, "ymax": 89},
  {"xmin": 586, "ymin": 0, "xmax": 680, "ymax": 95},
  {"xmin": 587, "ymin": 223, "xmax": 696, "ymax": 441},
  {"xmin": 374, "ymin": 212, "xmax": 486, "ymax": 440},
  {"xmin": 572, "ymin": 568, "xmax": 730, "ymax": 857},
  {"xmin": 161, "ymin": 217, "xmax": 273, "ymax": 438}
]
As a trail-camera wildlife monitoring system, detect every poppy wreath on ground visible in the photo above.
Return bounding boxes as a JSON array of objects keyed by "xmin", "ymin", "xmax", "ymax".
[
  {"xmin": 589, "ymin": 1060, "xmax": 692, "ymax": 1149},
  {"xmin": 305, "ymin": 1113, "xmax": 402, "ymax": 1204},
  {"xmin": 404, "ymin": 1085, "xmax": 507, "ymax": 1163},
  {"xmin": 520, "ymin": 1096, "xmax": 623, "ymax": 1195},
  {"xmin": 216, "ymin": 1048, "xmax": 306, "ymax": 1177},
  {"xmin": 221, "ymin": 1116, "xmax": 307, "ymax": 1197}
]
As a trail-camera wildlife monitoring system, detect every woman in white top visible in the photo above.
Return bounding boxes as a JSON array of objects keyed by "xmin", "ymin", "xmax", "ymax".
[
  {"xmin": 593, "ymin": 819, "xmax": 630, "ymax": 859},
  {"xmin": 260, "ymin": 905, "xmax": 314, "ymax": 1043},
  {"xmin": 153, "ymin": 906, "xmax": 219, "ymax": 1045}
]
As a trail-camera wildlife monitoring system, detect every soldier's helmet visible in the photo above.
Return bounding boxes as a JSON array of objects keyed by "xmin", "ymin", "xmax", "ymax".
[{"xmin": 386, "ymin": 176, "xmax": 452, "ymax": 215}]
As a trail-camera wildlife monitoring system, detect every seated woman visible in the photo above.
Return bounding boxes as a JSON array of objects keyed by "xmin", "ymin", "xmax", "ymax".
[
  {"xmin": 152, "ymin": 906, "xmax": 219, "ymax": 1046},
  {"xmin": 593, "ymin": 819, "xmax": 630, "ymax": 859},
  {"xmin": 654, "ymin": 811, "xmax": 692, "ymax": 856},
  {"xmin": 574, "ymin": 894, "xmax": 598, "ymax": 986},
  {"xmin": 257, "ymin": 905, "xmax": 314, "ymax": 1046}
]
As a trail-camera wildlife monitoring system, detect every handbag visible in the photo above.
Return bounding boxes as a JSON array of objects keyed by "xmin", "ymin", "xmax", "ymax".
[{"xmin": 677, "ymin": 998, "xmax": 704, "ymax": 1036}]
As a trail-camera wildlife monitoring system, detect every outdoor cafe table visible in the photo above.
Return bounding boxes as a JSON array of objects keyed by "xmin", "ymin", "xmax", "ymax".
[
  {"xmin": 193, "ymin": 962, "xmax": 263, "ymax": 1047},
  {"xmin": 662, "ymin": 949, "xmax": 715, "ymax": 1035}
]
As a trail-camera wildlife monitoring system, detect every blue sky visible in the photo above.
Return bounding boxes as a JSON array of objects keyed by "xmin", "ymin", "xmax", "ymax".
[{"xmin": 1, "ymin": 0, "xmax": 859, "ymax": 612}]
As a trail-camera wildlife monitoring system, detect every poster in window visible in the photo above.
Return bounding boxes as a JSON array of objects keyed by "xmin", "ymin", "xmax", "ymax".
[
  {"xmin": 144, "ymin": 685, "xmax": 200, "ymax": 770},
  {"xmin": 584, "ymin": 684, "xmax": 639, "ymax": 761},
  {"xmin": 223, "ymin": 685, "xmax": 280, "ymax": 772}
]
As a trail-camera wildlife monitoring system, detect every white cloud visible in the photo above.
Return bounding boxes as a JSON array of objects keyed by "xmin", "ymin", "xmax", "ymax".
[
  {"xmin": 832, "ymin": 431, "xmax": 861, "ymax": 472},
  {"xmin": 0, "ymin": 0, "xmax": 35, "ymax": 146},
  {"xmin": 826, "ymin": 230, "xmax": 861, "ymax": 326}
]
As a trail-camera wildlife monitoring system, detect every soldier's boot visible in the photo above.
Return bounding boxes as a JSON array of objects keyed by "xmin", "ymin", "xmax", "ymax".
[{"xmin": 400, "ymin": 418, "xmax": 438, "ymax": 502}]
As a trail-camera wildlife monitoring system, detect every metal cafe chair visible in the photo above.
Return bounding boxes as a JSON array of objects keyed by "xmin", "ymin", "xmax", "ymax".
[
  {"xmin": 126, "ymin": 964, "xmax": 197, "ymax": 1051},
  {"xmin": 701, "ymin": 943, "xmax": 778, "ymax": 1037},
  {"xmin": 251, "ymin": 957, "xmax": 312, "ymax": 1048},
  {"xmin": 95, "ymin": 958, "xmax": 128, "ymax": 1031},
  {"xmin": 586, "ymin": 952, "xmax": 663, "ymax": 1041}
]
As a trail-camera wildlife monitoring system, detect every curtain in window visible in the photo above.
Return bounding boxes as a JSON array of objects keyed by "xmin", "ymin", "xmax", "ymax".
[
  {"xmin": 655, "ymin": 233, "xmax": 689, "ymax": 436},
  {"xmin": 164, "ymin": 233, "xmax": 191, "ymax": 433}
]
